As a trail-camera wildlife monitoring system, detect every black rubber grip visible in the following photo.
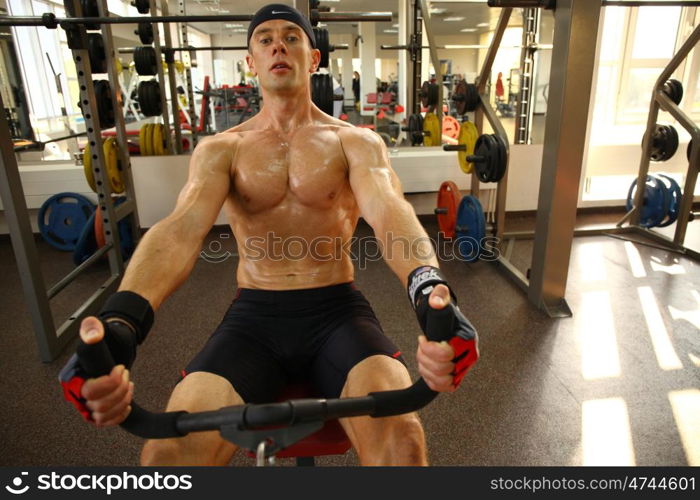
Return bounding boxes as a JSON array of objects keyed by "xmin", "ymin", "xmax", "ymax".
[
  {"xmin": 443, "ymin": 144, "xmax": 466, "ymax": 152},
  {"xmin": 424, "ymin": 303, "xmax": 455, "ymax": 343},
  {"xmin": 76, "ymin": 338, "xmax": 187, "ymax": 439}
]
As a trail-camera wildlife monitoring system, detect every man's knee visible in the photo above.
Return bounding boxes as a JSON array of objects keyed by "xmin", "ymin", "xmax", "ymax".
[
  {"xmin": 140, "ymin": 439, "xmax": 182, "ymax": 466},
  {"xmin": 355, "ymin": 413, "xmax": 427, "ymax": 466}
]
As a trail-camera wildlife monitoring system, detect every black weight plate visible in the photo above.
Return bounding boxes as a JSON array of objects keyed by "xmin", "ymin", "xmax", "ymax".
[
  {"xmin": 689, "ymin": 139, "xmax": 694, "ymax": 163},
  {"xmin": 473, "ymin": 135, "xmax": 490, "ymax": 183},
  {"xmin": 665, "ymin": 124, "xmax": 679, "ymax": 160},
  {"xmin": 647, "ymin": 124, "xmax": 679, "ymax": 162},
  {"xmin": 407, "ymin": 113, "xmax": 423, "ymax": 146},
  {"xmin": 492, "ymin": 134, "xmax": 508, "ymax": 182},
  {"xmin": 453, "ymin": 80, "xmax": 467, "ymax": 116},
  {"xmin": 137, "ymin": 22, "xmax": 154, "ymax": 45},
  {"xmin": 94, "ymin": 80, "xmax": 115, "ymax": 129},
  {"xmin": 314, "ymin": 28, "xmax": 329, "ymax": 69},
  {"xmin": 81, "ymin": 0, "xmax": 100, "ymax": 29},
  {"xmin": 87, "ymin": 34, "xmax": 107, "ymax": 73},
  {"xmin": 420, "ymin": 81, "xmax": 438, "ymax": 108},
  {"xmin": 148, "ymin": 81, "xmax": 162, "ymax": 116},
  {"xmin": 466, "ymin": 83, "xmax": 479, "ymax": 112},
  {"xmin": 663, "ymin": 79, "xmax": 683, "ymax": 105},
  {"xmin": 134, "ymin": 46, "xmax": 157, "ymax": 76},
  {"xmin": 134, "ymin": 0, "xmax": 150, "ymax": 15}
]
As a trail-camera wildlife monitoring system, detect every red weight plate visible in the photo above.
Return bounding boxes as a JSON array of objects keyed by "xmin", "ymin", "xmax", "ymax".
[
  {"xmin": 94, "ymin": 205, "xmax": 106, "ymax": 248},
  {"xmin": 436, "ymin": 181, "xmax": 461, "ymax": 238}
]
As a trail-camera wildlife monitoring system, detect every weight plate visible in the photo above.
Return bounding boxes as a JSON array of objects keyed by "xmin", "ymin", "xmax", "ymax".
[
  {"xmin": 103, "ymin": 137, "xmax": 124, "ymax": 193},
  {"xmin": 689, "ymin": 139, "xmax": 694, "ymax": 163},
  {"xmin": 407, "ymin": 113, "xmax": 424, "ymax": 146},
  {"xmin": 657, "ymin": 174, "xmax": 682, "ymax": 227},
  {"xmin": 442, "ymin": 116, "xmax": 460, "ymax": 140},
  {"xmin": 38, "ymin": 192, "xmax": 95, "ymax": 251},
  {"xmin": 455, "ymin": 195, "xmax": 486, "ymax": 262},
  {"xmin": 420, "ymin": 81, "xmax": 438, "ymax": 109},
  {"xmin": 647, "ymin": 124, "xmax": 679, "ymax": 162},
  {"xmin": 152, "ymin": 124, "xmax": 165, "ymax": 155},
  {"xmin": 87, "ymin": 33, "xmax": 107, "ymax": 73},
  {"xmin": 457, "ymin": 121, "xmax": 478, "ymax": 173},
  {"xmin": 72, "ymin": 208, "xmax": 97, "ymax": 266},
  {"xmin": 94, "ymin": 80, "xmax": 116, "ymax": 129},
  {"xmin": 145, "ymin": 123, "xmax": 154, "ymax": 156},
  {"xmin": 663, "ymin": 79, "xmax": 683, "ymax": 105},
  {"xmin": 82, "ymin": 143, "xmax": 96, "ymax": 191},
  {"xmin": 95, "ymin": 205, "xmax": 105, "ymax": 249},
  {"xmin": 473, "ymin": 134, "xmax": 498, "ymax": 183},
  {"xmin": 134, "ymin": 0, "xmax": 150, "ymax": 15},
  {"xmin": 314, "ymin": 28, "xmax": 329, "ymax": 69},
  {"xmin": 436, "ymin": 181, "xmax": 461, "ymax": 239},
  {"xmin": 134, "ymin": 46, "xmax": 157, "ymax": 76},
  {"xmin": 422, "ymin": 112, "xmax": 440, "ymax": 147},
  {"xmin": 625, "ymin": 174, "xmax": 671, "ymax": 228},
  {"xmin": 466, "ymin": 83, "xmax": 480, "ymax": 112},
  {"xmin": 139, "ymin": 124, "xmax": 149, "ymax": 156},
  {"xmin": 452, "ymin": 80, "xmax": 468, "ymax": 116},
  {"xmin": 136, "ymin": 22, "xmax": 154, "ymax": 45},
  {"xmin": 492, "ymin": 134, "xmax": 509, "ymax": 183}
]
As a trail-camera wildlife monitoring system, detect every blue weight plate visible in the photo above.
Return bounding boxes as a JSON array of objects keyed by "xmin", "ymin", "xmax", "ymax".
[
  {"xmin": 455, "ymin": 195, "xmax": 486, "ymax": 263},
  {"xmin": 38, "ymin": 192, "xmax": 95, "ymax": 251},
  {"xmin": 72, "ymin": 209, "xmax": 97, "ymax": 266},
  {"xmin": 657, "ymin": 174, "xmax": 682, "ymax": 227},
  {"xmin": 625, "ymin": 175, "xmax": 669, "ymax": 228}
]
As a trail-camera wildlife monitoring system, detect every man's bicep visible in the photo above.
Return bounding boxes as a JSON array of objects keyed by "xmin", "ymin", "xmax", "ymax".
[
  {"xmin": 346, "ymin": 130, "xmax": 404, "ymax": 224},
  {"xmin": 169, "ymin": 139, "xmax": 232, "ymax": 233}
]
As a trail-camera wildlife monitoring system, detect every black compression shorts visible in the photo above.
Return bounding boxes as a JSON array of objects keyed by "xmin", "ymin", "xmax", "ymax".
[{"xmin": 183, "ymin": 283, "xmax": 405, "ymax": 403}]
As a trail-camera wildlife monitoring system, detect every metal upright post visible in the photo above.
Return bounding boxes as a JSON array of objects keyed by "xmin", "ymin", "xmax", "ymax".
[
  {"xmin": 528, "ymin": 0, "xmax": 602, "ymax": 317},
  {"xmin": 178, "ymin": 0, "xmax": 197, "ymax": 143},
  {"xmin": 160, "ymin": 0, "xmax": 182, "ymax": 153},
  {"xmin": 411, "ymin": 0, "xmax": 422, "ymax": 115},
  {"xmin": 419, "ymin": 0, "xmax": 442, "ymax": 129},
  {"xmin": 149, "ymin": 0, "xmax": 173, "ymax": 153},
  {"xmin": 515, "ymin": 7, "xmax": 540, "ymax": 144},
  {"xmin": 0, "ymin": 92, "xmax": 56, "ymax": 361}
]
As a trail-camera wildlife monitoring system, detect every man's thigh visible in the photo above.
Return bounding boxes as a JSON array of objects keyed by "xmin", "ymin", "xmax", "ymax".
[{"xmin": 338, "ymin": 355, "xmax": 426, "ymax": 464}]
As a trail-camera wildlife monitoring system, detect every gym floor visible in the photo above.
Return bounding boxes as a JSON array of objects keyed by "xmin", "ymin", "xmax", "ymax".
[{"xmin": 0, "ymin": 214, "xmax": 698, "ymax": 466}]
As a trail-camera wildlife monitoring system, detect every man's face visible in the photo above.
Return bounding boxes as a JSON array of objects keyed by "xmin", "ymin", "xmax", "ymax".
[{"xmin": 246, "ymin": 19, "xmax": 320, "ymax": 93}]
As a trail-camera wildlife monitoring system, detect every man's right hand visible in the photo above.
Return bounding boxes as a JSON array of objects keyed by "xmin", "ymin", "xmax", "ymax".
[{"xmin": 60, "ymin": 317, "xmax": 134, "ymax": 427}]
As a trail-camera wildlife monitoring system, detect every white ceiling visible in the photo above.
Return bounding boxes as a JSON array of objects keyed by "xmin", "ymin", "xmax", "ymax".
[{"xmin": 181, "ymin": 0, "xmax": 521, "ymax": 41}]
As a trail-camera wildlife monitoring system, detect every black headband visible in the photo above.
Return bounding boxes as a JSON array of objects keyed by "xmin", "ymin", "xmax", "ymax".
[{"xmin": 247, "ymin": 4, "xmax": 317, "ymax": 49}]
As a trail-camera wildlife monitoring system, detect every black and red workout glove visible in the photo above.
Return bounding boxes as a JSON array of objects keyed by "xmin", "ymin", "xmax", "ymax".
[
  {"xmin": 408, "ymin": 266, "xmax": 479, "ymax": 388},
  {"xmin": 59, "ymin": 291, "xmax": 153, "ymax": 422}
]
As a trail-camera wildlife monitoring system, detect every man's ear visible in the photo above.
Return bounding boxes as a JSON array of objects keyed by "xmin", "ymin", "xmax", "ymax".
[
  {"xmin": 309, "ymin": 48, "xmax": 321, "ymax": 73},
  {"xmin": 246, "ymin": 53, "xmax": 257, "ymax": 76}
]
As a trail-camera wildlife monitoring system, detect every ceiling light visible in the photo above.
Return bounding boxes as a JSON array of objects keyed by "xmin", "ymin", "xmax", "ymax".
[
  {"xmin": 224, "ymin": 23, "xmax": 243, "ymax": 28},
  {"xmin": 430, "ymin": 8, "xmax": 447, "ymax": 14},
  {"xmin": 444, "ymin": 17, "xmax": 465, "ymax": 21},
  {"xmin": 460, "ymin": 28, "xmax": 477, "ymax": 32},
  {"xmin": 477, "ymin": 22, "xmax": 489, "ymax": 27},
  {"xmin": 383, "ymin": 29, "xmax": 398, "ymax": 33},
  {"xmin": 393, "ymin": 23, "xmax": 399, "ymax": 27}
]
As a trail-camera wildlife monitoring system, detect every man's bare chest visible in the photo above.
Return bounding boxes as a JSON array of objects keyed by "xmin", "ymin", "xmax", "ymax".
[{"xmin": 232, "ymin": 129, "xmax": 349, "ymax": 212}]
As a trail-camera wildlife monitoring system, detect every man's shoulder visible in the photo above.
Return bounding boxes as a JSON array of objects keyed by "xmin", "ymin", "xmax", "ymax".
[{"xmin": 336, "ymin": 123, "xmax": 384, "ymax": 148}]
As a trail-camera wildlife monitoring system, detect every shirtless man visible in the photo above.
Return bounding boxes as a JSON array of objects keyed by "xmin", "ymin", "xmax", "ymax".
[{"xmin": 60, "ymin": 4, "xmax": 479, "ymax": 466}]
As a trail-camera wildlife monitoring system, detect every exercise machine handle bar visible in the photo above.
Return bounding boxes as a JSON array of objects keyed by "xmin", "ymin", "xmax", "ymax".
[{"xmin": 75, "ymin": 305, "xmax": 456, "ymax": 439}]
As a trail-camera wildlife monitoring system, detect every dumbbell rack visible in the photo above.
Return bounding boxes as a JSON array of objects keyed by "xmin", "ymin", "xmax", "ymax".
[{"xmin": 618, "ymin": 22, "xmax": 700, "ymax": 258}]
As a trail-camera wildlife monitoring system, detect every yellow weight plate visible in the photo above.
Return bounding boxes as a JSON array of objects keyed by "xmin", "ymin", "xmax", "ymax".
[
  {"xmin": 103, "ymin": 137, "xmax": 124, "ymax": 194},
  {"xmin": 83, "ymin": 143, "xmax": 96, "ymax": 192},
  {"xmin": 175, "ymin": 61, "xmax": 185, "ymax": 73},
  {"xmin": 115, "ymin": 57, "xmax": 123, "ymax": 73},
  {"xmin": 457, "ymin": 121, "xmax": 478, "ymax": 173},
  {"xmin": 139, "ymin": 124, "xmax": 149, "ymax": 156},
  {"xmin": 145, "ymin": 124, "xmax": 154, "ymax": 156},
  {"xmin": 152, "ymin": 124, "xmax": 165, "ymax": 155},
  {"xmin": 422, "ymin": 112, "xmax": 441, "ymax": 147}
]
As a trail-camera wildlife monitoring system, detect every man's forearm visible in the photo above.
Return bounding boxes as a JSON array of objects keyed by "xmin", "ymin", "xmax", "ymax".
[
  {"xmin": 373, "ymin": 198, "xmax": 439, "ymax": 287},
  {"xmin": 118, "ymin": 219, "xmax": 203, "ymax": 310}
]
